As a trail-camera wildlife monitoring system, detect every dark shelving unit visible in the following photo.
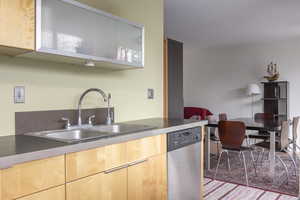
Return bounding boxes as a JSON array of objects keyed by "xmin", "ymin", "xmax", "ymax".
[{"xmin": 261, "ymin": 81, "xmax": 289, "ymax": 120}]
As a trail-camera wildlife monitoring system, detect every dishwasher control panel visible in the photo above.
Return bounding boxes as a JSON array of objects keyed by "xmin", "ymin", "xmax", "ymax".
[{"xmin": 167, "ymin": 127, "xmax": 201, "ymax": 152}]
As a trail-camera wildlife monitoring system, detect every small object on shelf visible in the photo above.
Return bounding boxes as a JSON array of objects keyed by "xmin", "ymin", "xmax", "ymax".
[{"xmin": 264, "ymin": 62, "xmax": 280, "ymax": 82}]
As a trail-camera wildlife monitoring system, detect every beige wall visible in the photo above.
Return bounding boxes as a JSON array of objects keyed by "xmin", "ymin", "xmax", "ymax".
[
  {"xmin": 0, "ymin": 0, "xmax": 164, "ymax": 136},
  {"xmin": 183, "ymin": 38, "xmax": 300, "ymax": 144}
]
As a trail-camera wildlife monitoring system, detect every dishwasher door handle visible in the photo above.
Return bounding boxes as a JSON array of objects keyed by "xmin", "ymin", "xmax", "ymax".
[{"xmin": 182, "ymin": 132, "xmax": 191, "ymax": 136}]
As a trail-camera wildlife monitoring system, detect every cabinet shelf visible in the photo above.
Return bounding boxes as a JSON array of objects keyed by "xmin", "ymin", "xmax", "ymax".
[
  {"xmin": 21, "ymin": 0, "xmax": 144, "ymax": 69},
  {"xmin": 261, "ymin": 98, "xmax": 287, "ymax": 101}
]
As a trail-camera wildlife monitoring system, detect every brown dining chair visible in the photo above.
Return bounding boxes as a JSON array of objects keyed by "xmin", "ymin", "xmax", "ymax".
[
  {"xmin": 247, "ymin": 113, "xmax": 275, "ymax": 142},
  {"xmin": 219, "ymin": 113, "xmax": 228, "ymax": 121},
  {"xmin": 206, "ymin": 113, "xmax": 228, "ymax": 158},
  {"xmin": 254, "ymin": 113, "xmax": 274, "ymax": 120},
  {"xmin": 214, "ymin": 121, "xmax": 257, "ymax": 186}
]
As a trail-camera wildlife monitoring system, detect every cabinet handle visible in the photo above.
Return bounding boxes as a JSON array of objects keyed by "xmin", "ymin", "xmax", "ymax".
[
  {"xmin": 104, "ymin": 164, "xmax": 129, "ymax": 174},
  {"xmin": 128, "ymin": 158, "xmax": 148, "ymax": 167}
]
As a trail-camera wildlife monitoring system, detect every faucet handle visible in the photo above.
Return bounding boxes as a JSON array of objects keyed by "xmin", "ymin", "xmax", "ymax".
[
  {"xmin": 61, "ymin": 117, "xmax": 71, "ymax": 129},
  {"xmin": 88, "ymin": 115, "xmax": 96, "ymax": 125}
]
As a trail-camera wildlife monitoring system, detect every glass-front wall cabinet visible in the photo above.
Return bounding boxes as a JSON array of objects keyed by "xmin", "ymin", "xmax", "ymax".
[{"xmin": 36, "ymin": 0, "xmax": 144, "ymax": 68}]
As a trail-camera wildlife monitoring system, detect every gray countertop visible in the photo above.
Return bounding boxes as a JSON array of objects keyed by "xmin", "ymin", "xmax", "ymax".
[{"xmin": 0, "ymin": 118, "xmax": 207, "ymax": 169}]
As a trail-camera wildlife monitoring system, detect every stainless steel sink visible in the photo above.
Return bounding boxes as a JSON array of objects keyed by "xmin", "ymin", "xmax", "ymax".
[
  {"xmin": 25, "ymin": 128, "xmax": 112, "ymax": 143},
  {"xmin": 87, "ymin": 123, "xmax": 156, "ymax": 134},
  {"xmin": 25, "ymin": 124, "xmax": 156, "ymax": 143}
]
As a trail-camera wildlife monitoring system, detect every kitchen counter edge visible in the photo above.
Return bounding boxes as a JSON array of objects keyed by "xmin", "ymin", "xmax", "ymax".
[{"xmin": 0, "ymin": 119, "xmax": 207, "ymax": 169}]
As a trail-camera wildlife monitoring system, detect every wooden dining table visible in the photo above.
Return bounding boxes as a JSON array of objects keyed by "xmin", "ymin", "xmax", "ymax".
[{"xmin": 205, "ymin": 117, "xmax": 285, "ymax": 180}]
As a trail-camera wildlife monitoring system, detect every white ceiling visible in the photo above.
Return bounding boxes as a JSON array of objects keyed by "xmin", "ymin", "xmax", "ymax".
[{"xmin": 165, "ymin": 0, "xmax": 300, "ymax": 48}]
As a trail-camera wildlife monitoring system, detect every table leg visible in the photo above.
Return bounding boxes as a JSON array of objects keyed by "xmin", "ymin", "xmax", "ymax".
[
  {"xmin": 293, "ymin": 131, "xmax": 297, "ymax": 160},
  {"xmin": 269, "ymin": 131, "xmax": 276, "ymax": 180},
  {"xmin": 205, "ymin": 126, "xmax": 211, "ymax": 170}
]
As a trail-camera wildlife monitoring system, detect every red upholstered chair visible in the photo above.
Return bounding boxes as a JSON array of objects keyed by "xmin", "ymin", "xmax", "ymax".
[{"xmin": 184, "ymin": 107, "xmax": 213, "ymax": 120}]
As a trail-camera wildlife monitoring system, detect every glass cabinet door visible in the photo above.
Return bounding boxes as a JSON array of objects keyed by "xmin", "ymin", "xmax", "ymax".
[{"xmin": 36, "ymin": 0, "xmax": 144, "ymax": 68}]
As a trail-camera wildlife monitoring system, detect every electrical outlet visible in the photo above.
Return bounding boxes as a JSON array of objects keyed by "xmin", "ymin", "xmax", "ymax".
[
  {"xmin": 14, "ymin": 86, "xmax": 25, "ymax": 104},
  {"xmin": 147, "ymin": 88, "xmax": 154, "ymax": 99}
]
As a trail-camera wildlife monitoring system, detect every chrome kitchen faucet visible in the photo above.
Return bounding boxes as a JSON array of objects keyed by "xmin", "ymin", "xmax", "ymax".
[{"xmin": 77, "ymin": 88, "xmax": 112, "ymax": 126}]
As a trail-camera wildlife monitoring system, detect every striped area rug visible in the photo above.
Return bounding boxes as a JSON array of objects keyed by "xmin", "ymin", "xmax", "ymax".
[{"xmin": 204, "ymin": 178, "xmax": 299, "ymax": 200}]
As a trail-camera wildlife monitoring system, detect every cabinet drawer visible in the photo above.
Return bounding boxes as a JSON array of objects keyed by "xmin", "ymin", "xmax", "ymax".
[
  {"xmin": 128, "ymin": 154, "xmax": 167, "ymax": 200},
  {"xmin": 2, "ymin": 155, "xmax": 65, "ymax": 200},
  {"xmin": 66, "ymin": 142, "xmax": 127, "ymax": 181},
  {"xmin": 102, "ymin": 168, "xmax": 127, "ymax": 200},
  {"xmin": 66, "ymin": 168, "xmax": 127, "ymax": 200},
  {"xmin": 66, "ymin": 173, "xmax": 104, "ymax": 200},
  {"xmin": 16, "ymin": 186, "xmax": 65, "ymax": 200},
  {"xmin": 127, "ymin": 134, "xmax": 166, "ymax": 163}
]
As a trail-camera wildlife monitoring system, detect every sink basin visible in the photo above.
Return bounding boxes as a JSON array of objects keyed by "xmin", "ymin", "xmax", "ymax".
[
  {"xmin": 25, "ymin": 129, "xmax": 111, "ymax": 143},
  {"xmin": 87, "ymin": 123, "xmax": 156, "ymax": 134},
  {"xmin": 25, "ymin": 124, "xmax": 156, "ymax": 143}
]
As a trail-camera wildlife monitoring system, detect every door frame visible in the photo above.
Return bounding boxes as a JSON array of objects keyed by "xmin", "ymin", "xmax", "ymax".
[{"xmin": 163, "ymin": 39, "xmax": 168, "ymax": 119}]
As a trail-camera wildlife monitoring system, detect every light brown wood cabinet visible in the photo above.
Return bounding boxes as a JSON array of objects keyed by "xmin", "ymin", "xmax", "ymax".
[
  {"xmin": 66, "ymin": 168, "xmax": 127, "ymax": 200},
  {"xmin": 101, "ymin": 168, "xmax": 127, "ymax": 200},
  {"xmin": 0, "ymin": 170, "xmax": 2, "ymax": 200},
  {"xmin": 16, "ymin": 186, "xmax": 65, "ymax": 200},
  {"xmin": 66, "ymin": 173, "xmax": 104, "ymax": 200},
  {"xmin": 1, "ymin": 134, "xmax": 168, "ymax": 200},
  {"xmin": 2, "ymin": 155, "xmax": 65, "ymax": 200},
  {"xmin": 66, "ymin": 154, "xmax": 167, "ymax": 200},
  {"xmin": 65, "ymin": 134, "xmax": 167, "ymax": 200},
  {"xmin": 128, "ymin": 154, "xmax": 167, "ymax": 200},
  {"xmin": 66, "ymin": 142, "xmax": 127, "ymax": 182},
  {"xmin": 66, "ymin": 135, "xmax": 165, "ymax": 181},
  {"xmin": 0, "ymin": 0, "xmax": 35, "ymax": 55},
  {"xmin": 66, "ymin": 146, "xmax": 106, "ymax": 182},
  {"xmin": 127, "ymin": 134, "xmax": 166, "ymax": 163}
]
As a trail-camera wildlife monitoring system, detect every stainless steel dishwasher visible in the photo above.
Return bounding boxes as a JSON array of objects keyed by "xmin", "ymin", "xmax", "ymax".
[{"xmin": 167, "ymin": 127, "xmax": 202, "ymax": 200}]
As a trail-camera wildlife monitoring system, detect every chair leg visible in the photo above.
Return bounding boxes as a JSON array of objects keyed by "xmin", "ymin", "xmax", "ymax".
[
  {"xmin": 250, "ymin": 151, "xmax": 257, "ymax": 176},
  {"xmin": 241, "ymin": 151, "xmax": 249, "ymax": 186},
  {"xmin": 216, "ymin": 142, "xmax": 220, "ymax": 158},
  {"xmin": 246, "ymin": 136, "xmax": 250, "ymax": 147},
  {"xmin": 225, "ymin": 150, "xmax": 231, "ymax": 171},
  {"xmin": 263, "ymin": 149, "xmax": 268, "ymax": 161},
  {"xmin": 257, "ymin": 148, "xmax": 265, "ymax": 165},
  {"xmin": 214, "ymin": 151, "xmax": 225, "ymax": 180},
  {"xmin": 256, "ymin": 151, "xmax": 262, "ymax": 165},
  {"xmin": 275, "ymin": 154, "xmax": 289, "ymax": 185},
  {"xmin": 284, "ymin": 150, "xmax": 297, "ymax": 176}
]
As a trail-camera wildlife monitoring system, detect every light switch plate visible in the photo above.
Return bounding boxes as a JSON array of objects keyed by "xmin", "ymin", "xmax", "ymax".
[
  {"xmin": 14, "ymin": 86, "xmax": 25, "ymax": 104},
  {"xmin": 147, "ymin": 88, "xmax": 154, "ymax": 99}
]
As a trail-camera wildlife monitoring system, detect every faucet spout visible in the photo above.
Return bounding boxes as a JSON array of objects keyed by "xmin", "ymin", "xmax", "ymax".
[{"xmin": 77, "ymin": 88, "xmax": 109, "ymax": 126}]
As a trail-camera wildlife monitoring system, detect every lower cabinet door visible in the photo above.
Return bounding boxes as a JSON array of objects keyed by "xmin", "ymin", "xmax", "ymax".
[
  {"xmin": 102, "ymin": 168, "xmax": 127, "ymax": 200},
  {"xmin": 16, "ymin": 186, "xmax": 65, "ymax": 200},
  {"xmin": 128, "ymin": 154, "xmax": 167, "ymax": 200},
  {"xmin": 2, "ymin": 156, "xmax": 65, "ymax": 200},
  {"xmin": 66, "ymin": 168, "xmax": 127, "ymax": 200},
  {"xmin": 66, "ymin": 173, "xmax": 103, "ymax": 200}
]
